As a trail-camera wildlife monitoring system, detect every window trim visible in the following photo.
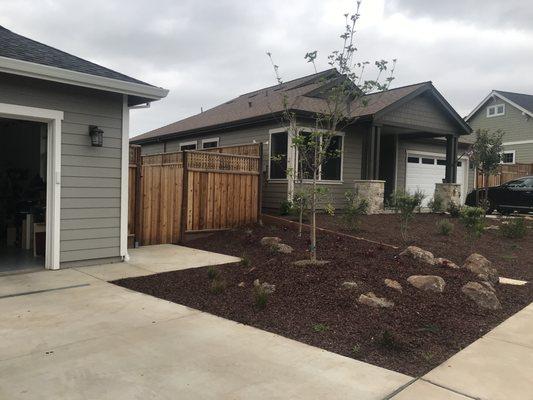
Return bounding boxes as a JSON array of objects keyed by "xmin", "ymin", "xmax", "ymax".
[
  {"xmin": 201, "ymin": 137, "xmax": 219, "ymax": 149},
  {"xmin": 486, "ymin": 103, "xmax": 505, "ymax": 118},
  {"xmin": 179, "ymin": 140, "xmax": 197, "ymax": 151},
  {"xmin": 501, "ymin": 150, "xmax": 516, "ymax": 165}
]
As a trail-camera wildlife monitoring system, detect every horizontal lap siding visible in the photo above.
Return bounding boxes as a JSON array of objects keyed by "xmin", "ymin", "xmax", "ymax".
[{"xmin": 0, "ymin": 74, "xmax": 123, "ymax": 264}]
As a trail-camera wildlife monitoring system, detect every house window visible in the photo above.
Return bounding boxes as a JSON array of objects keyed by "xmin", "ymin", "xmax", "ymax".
[
  {"xmin": 486, "ymin": 104, "xmax": 505, "ymax": 118},
  {"xmin": 179, "ymin": 141, "xmax": 197, "ymax": 151},
  {"xmin": 407, "ymin": 156, "xmax": 419, "ymax": 164},
  {"xmin": 296, "ymin": 132, "xmax": 343, "ymax": 181},
  {"xmin": 269, "ymin": 131, "xmax": 288, "ymax": 179},
  {"xmin": 501, "ymin": 151, "xmax": 515, "ymax": 164},
  {"xmin": 436, "ymin": 159, "xmax": 446, "ymax": 166},
  {"xmin": 202, "ymin": 138, "xmax": 219, "ymax": 149},
  {"xmin": 421, "ymin": 157, "xmax": 434, "ymax": 165}
]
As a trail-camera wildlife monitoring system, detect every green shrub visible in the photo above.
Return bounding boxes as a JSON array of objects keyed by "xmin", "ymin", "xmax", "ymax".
[
  {"xmin": 412, "ymin": 189, "xmax": 426, "ymax": 213},
  {"xmin": 390, "ymin": 191, "xmax": 420, "ymax": 240},
  {"xmin": 342, "ymin": 190, "xmax": 368, "ymax": 231},
  {"xmin": 351, "ymin": 344, "xmax": 361, "ymax": 355},
  {"xmin": 378, "ymin": 330, "xmax": 402, "ymax": 350},
  {"xmin": 436, "ymin": 219, "xmax": 454, "ymax": 236},
  {"xmin": 500, "ymin": 218, "xmax": 527, "ymax": 239},
  {"xmin": 253, "ymin": 279, "xmax": 276, "ymax": 309},
  {"xmin": 280, "ymin": 200, "xmax": 294, "ymax": 216},
  {"xmin": 447, "ymin": 201, "xmax": 461, "ymax": 218},
  {"xmin": 428, "ymin": 195, "xmax": 444, "ymax": 213},
  {"xmin": 207, "ymin": 266, "xmax": 219, "ymax": 281},
  {"xmin": 209, "ymin": 277, "xmax": 227, "ymax": 294},
  {"xmin": 240, "ymin": 254, "xmax": 251, "ymax": 268},
  {"xmin": 312, "ymin": 323, "xmax": 329, "ymax": 332},
  {"xmin": 460, "ymin": 206, "xmax": 486, "ymax": 238}
]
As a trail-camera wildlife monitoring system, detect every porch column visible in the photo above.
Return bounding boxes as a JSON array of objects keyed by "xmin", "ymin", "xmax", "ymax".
[
  {"xmin": 444, "ymin": 135, "xmax": 458, "ymax": 183},
  {"xmin": 363, "ymin": 124, "xmax": 381, "ymax": 180}
]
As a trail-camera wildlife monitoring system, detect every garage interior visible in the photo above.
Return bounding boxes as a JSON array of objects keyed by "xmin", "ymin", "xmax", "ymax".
[{"xmin": 0, "ymin": 117, "xmax": 47, "ymax": 274}]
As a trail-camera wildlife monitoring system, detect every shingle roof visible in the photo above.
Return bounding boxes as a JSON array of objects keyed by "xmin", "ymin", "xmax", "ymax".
[
  {"xmin": 131, "ymin": 69, "xmax": 431, "ymax": 143},
  {"xmin": 495, "ymin": 90, "xmax": 533, "ymax": 115},
  {"xmin": 0, "ymin": 26, "xmax": 151, "ymax": 86}
]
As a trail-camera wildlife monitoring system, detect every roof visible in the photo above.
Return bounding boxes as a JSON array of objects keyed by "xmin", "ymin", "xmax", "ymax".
[
  {"xmin": 132, "ymin": 70, "xmax": 467, "ymax": 143},
  {"xmin": 0, "ymin": 26, "xmax": 168, "ymax": 102},
  {"xmin": 466, "ymin": 90, "xmax": 533, "ymax": 121}
]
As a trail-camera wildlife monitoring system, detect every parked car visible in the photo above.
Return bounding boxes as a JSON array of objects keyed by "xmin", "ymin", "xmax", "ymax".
[{"xmin": 465, "ymin": 176, "xmax": 533, "ymax": 214}]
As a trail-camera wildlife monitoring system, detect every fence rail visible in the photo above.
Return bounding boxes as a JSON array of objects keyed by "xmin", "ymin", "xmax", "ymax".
[
  {"xmin": 129, "ymin": 143, "xmax": 262, "ymax": 246},
  {"xmin": 476, "ymin": 163, "xmax": 533, "ymax": 188}
]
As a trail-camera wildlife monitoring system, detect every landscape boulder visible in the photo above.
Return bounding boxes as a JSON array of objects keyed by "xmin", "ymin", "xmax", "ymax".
[
  {"xmin": 384, "ymin": 278, "xmax": 403, "ymax": 292},
  {"xmin": 407, "ymin": 275, "xmax": 445, "ymax": 293},
  {"xmin": 461, "ymin": 281, "xmax": 501, "ymax": 310},
  {"xmin": 357, "ymin": 292, "xmax": 394, "ymax": 308},
  {"xmin": 400, "ymin": 246, "xmax": 435, "ymax": 266},
  {"xmin": 434, "ymin": 257, "xmax": 460, "ymax": 269},
  {"xmin": 341, "ymin": 281, "xmax": 358, "ymax": 291},
  {"xmin": 274, "ymin": 243, "xmax": 294, "ymax": 254},
  {"xmin": 253, "ymin": 279, "xmax": 276, "ymax": 294},
  {"xmin": 260, "ymin": 237, "xmax": 282, "ymax": 246},
  {"xmin": 463, "ymin": 253, "xmax": 499, "ymax": 284}
]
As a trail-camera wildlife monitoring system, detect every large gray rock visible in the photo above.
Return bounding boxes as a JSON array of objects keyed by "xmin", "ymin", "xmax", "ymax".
[
  {"xmin": 384, "ymin": 279, "xmax": 403, "ymax": 292},
  {"xmin": 462, "ymin": 281, "xmax": 501, "ymax": 310},
  {"xmin": 260, "ymin": 237, "xmax": 282, "ymax": 246},
  {"xmin": 341, "ymin": 281, "xmax": 358, "ymax": 291},
  {"xmin": 407, "ymin": 275, "xmax": 446, "ymax": 293},
  {"xmin": 434, "ymin": 257, "xmax": 460, "ymax": 269},
  {"xmin": 357, "ymin": 292, "xmax": 394, "ymax": 308},
  {"xmin": 275, "ymin": 243, "xmax": 294, "ymax": 254},
  {"xmin": 400, "ymin": 246, "xmax": 435, "ymax": 266},
  {"xmin": 463, "ymin": 253, "xmax": 499, "ymax": 284}
]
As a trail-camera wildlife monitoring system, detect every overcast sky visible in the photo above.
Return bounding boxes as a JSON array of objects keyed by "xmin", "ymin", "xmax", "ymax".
[{"xmin": 1, "ymin": 0, "xmax": 532, "ymax": 136}]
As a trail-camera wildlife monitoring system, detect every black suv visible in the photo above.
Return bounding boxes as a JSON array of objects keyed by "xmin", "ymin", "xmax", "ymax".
[{"xmin": 465, "ymin": 176, "xmax": 533, "ymax": 214}]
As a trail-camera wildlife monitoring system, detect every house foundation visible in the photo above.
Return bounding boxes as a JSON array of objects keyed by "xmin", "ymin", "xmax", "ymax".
[
  {"xmin": 353, "ymin": 180, "xmax": 385, "ymax": 214},
  {"xmin": 434, "ymin": 183, "xmax": 461, "ymax": 210}
]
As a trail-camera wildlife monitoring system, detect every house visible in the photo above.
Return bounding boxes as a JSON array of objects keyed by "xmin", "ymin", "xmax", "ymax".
[
  {"xmin": 132, "ymin": 70, "xmax": 472, "ymax": 211},
  {"xmin": 0, "ymin": 26, "xmax": 168, "ymax": 272},
  {"xmin": 466, "ymin": 90, "xmax": 533, "ymax": 165}
]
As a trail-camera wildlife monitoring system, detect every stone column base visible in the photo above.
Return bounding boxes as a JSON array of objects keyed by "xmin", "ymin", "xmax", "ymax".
[
  {"xmin": 353, "ymin": 180, "xmax": 385, "ymax": 214},
  {"xmin": 434, "ymin": 183, "xmax": 461, "ymax": 210}
]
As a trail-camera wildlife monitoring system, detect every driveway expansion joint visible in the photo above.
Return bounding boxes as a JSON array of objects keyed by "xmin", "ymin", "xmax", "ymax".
[
  {"xmin": 0, "ymin": 283, "xmax": 90, "ymax": 299},
  {"xmin": 420, "ymin": 378, "xmax": 480, "ymax": 399}
]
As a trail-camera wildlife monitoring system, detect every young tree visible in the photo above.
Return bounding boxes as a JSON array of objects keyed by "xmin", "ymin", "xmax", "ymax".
[
  {"xmin": 267, "ymin": 1, "xmax": 396, "ymax": 261},
  {"xmin": 469, "ymin": 129, "xmax": 504, "ymax": 209}
]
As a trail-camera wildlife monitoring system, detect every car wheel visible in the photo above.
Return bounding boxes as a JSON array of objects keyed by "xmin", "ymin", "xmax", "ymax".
[{"xmin": 497, "ymin": 207, "xmax": 511, "ymax": 215}]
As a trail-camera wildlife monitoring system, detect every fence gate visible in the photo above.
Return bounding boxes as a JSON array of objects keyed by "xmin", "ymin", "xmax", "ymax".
[
  {"xmin": 129, "ymin": 143, "xmax": 262, "ymax": 246},
  {"xmin": 476, "ymin": 163, "xmax": 533, "ymax": 188}
]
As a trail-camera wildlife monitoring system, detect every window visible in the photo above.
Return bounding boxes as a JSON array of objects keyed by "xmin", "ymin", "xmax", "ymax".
[
  {"xmin": 202, "ymin": 138, "xmax": 219, "ymax": 149},
  {"xmin": 269, "ymin": 131, "xmax": 288, "ymax": 179},
  {"xmin": 501, "ymin": 151, "xmax": 515, "ymax": 164},
  {"xmin": 436, "ymin": 159, "xmax": 446, "ymax": 166},
  {"xmin": 421, "ymin": 158, "xmax": 434, "ymax": 165},
  {"xmin": 407, "ymin": 156, "xmax": 419, "ymax": 164},
  {"xmin": 179, "ymin": 141, "xmax": 197, "ymax": 151},
  {"xmin": 486, "ymin": 104, "xmax": 505, "ymax": 118},
  {"xmin": 321, "ymin": 135, "xmax": 343, "ymax": 180}
]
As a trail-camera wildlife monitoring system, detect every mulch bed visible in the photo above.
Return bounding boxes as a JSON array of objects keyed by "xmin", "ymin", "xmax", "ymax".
[
  {"xmin": 113, "ymin": 223, "xmax": 533, "ymax": 377},
  {"xmin": 304, "ymin": 213, "xmax": 533, "ymax": 281}
]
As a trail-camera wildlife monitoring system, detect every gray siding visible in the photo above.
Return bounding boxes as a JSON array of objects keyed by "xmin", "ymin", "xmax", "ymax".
[
  {"xmin": 467, "ymin": 96, "xmax": 533, "ymax": 162},
  {"xmin": 0, "ymin": 73, "xmax": 123, "ymax": 264}
]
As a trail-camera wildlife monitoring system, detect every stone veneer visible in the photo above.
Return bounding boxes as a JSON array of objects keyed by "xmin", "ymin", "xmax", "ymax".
[
  {"xmin": 353, "ymin": 180, "xmax": 385, "ymax": 214},
  {"xmin": 434, "ymin": 183, "xmax": 461, "ymax": 210}
]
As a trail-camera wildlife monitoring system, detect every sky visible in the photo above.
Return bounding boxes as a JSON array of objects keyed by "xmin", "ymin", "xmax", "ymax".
[{"xmin": 1, "ymin": 0, "xmax": 532, "ymax": 137}]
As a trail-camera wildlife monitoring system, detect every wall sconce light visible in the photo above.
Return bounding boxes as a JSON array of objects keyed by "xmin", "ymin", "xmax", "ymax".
[{"xmin": 89, "ymin": 125, "xmax": 104, "ymax": 147}]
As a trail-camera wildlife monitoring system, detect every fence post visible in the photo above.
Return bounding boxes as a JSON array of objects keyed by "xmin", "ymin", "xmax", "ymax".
[
  {"xmin": 134, "ymin": 146, "xmax": 142, "ymax": 247},
  {"xmin": 257, "ymin": 143, "xmax": 263, "ymax": 224},
  {"xmin": 179, "ymin": 151, "xmax": 189, "ymax": 242}
]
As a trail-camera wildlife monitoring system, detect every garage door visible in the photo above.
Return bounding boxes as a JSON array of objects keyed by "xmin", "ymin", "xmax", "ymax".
[{"xmin": 405, "ymin": 153, "xmax": 465, "ymax": 207}]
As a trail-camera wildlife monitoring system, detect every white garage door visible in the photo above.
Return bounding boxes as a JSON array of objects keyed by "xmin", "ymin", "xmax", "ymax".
[{"xmin": 405, "ymin": 152, "xmax": 466, "ymax": 207}]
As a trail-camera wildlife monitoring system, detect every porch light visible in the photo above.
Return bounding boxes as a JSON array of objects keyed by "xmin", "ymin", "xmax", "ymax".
[{"xmin": 89, "ymin": 125, "xmax": 104, "ymax": 147}]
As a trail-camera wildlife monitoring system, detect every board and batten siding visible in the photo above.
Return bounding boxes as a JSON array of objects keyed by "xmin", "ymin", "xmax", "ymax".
[{"xmin": 0, "ymin": 73, "xmax": 123, "ymax": 265}]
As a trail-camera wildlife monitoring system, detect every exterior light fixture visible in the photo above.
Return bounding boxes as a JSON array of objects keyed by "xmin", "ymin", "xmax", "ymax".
[{"xmin": 89, "ymin": 125, "xmax": 104, "ymax": 147}]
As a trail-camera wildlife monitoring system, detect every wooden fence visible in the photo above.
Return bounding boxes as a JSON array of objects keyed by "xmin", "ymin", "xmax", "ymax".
[
  {"xmin": 129, "ymin": 143, "xmax": 262, "ymax": 246},
  {"xmin": 476, "ymin": 163, "xmax": 533, "ymax": 188}
]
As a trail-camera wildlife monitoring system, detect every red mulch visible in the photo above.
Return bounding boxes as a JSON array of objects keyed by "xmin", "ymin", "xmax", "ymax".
[{"xmin": 113, "ymin": 223, "xmax": 533, "ymax": 377}]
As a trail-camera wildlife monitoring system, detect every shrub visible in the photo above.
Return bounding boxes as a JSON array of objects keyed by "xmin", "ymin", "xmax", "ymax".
[
  {"xmin": 460, "ymin": 206, "xmax": 486, "ymax": 238},
  {"xmin": 447, "ymin": 201, "xmax": 461, "ymax": 218},
  {"xmin": 280, "ymin": 200, "xmax": 294, "ymax": 216},
  {"xmin": 351, "ymin": 344, "xmax": 361, "ymax": 355},
  {"xmin": 436, "ymin": 219, "xmax": 454, "ymax": 236},
  {"xmin": 500, "ymin": 218, "xmax": 527, "ymax": 239},
  {"xmin": 378, "ymin": 330, "xmax": 402, "ymax": 350},
  {"xmin": 253, "ymin": 279, "xmax": 276, "ymax": 309},
  {"xmin": 390, "ymin": 191, "xmax": 420, "ymax": 240},
  {"xmin": 428, "ymin": 195, "xmax": 444, "ymax": 213},
  {"xmin": 240, "ymin": 254, "xmax": 251, "ymax": 268},
  {"xmin": 342, "ymin": 190, "xmax": 368, "ymax": 231},
  {"xmin": 312, "ymin": 323, "xmax": 329, "ymax": 332},
  {"xmin": 207, "ymin": 266, "xmax": 219, "ymax": 281},
  {"xmin": 412, "ymin": 189, "xmax": 426, "ymax": 213},
  {"xmin": 209, "ymin": 277, "xmax": 227, "ymax": 294}
]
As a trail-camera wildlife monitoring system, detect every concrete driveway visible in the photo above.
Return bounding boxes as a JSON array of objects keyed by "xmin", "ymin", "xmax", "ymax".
[{"xmin": 0, "ymin": 246, "xmax": 412, "ymax": 400}]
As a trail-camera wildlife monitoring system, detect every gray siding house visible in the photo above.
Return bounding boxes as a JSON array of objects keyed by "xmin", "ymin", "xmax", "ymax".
[
  {"xmin": 131, "ymin": 70, "xmax": 472, "ymax": 210},
  {"xmin": 0, "ymin": 26, "xmax": 167, "ymax": 271},
  {"xmin": 466, "ymin": 90, "xmax": 533, "ymax": 164}
]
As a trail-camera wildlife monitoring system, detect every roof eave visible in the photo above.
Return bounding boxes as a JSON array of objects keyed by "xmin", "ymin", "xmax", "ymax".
[{"xmin": 0, "ymin": 55, "xmax": 169, "ymax": 100}]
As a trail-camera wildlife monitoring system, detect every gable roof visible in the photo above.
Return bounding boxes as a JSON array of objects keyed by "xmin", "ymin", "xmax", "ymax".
[
  {"xmin": 132, "ymin": 70, "xmax": 468, "ymax": 143},
  {"xmin": 466, "ymin": 90, "xmax": 533, "ymax": 121},
  {"xmin": 0, "ymin": 26, "xmax": 168, "ymax": 102}
]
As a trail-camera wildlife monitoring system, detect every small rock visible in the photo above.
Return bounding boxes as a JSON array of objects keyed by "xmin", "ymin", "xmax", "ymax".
[
  {"xmin": 484, "ymin": 225, "xmax": 500, "ymax": 231},
  {"xmin": 407, "ymin": 275, "xmax": 446, "ymax": 293},
  {"xmin": 358, "ymin": 292, "xmax": 394, "ymax": 308},
  {"xmin": 461, "ymin": 281, "xmax": 501, "ymax": 310},
  {"xmin": 400, "ymin": 246, "xmax": 435, "ymax": 265},
  {"xmin": 260, "ymin": 236, "xmax": 282, "ymax": 246},
  {"xmin": 463, "ymin": 253, "xmax": 499, "ymax": 285},
  {"xmin": 274, "ymin": 243, "xmax": 294, "ymax": 254},
  {"xmin": 341, "ymin": 281, "xmax": 358, "ymax": 291},
  {"xmin": 384, "ymin": 278, "xmax": 402, "ymax": 291},
  {"xmin": 237, "ymin": 281, "xmax": 245, "ymax": 288},
  {"xmin": 292, "ymin": 259, "xmax": 330, "ymax": 267},
  {"xmin": 434, "ymin": 257, "xmax": 460, "ymax": 269},
  {"xmin": 253, "ymin": 279, "xmax": 275, "ymax": 294}
]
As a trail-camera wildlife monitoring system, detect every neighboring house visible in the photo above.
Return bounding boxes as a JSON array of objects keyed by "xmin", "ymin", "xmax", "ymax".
[
  {"xmin": 0, "ymin": 26, "xmax": 167, "ymax": 271},
  {"xmin": 132, "ymin": 69, "xmax": 472, "ymax": 210},
  {"xmin": 466, "ymin": 90, "xmax": 533, "ymax": 165}
]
